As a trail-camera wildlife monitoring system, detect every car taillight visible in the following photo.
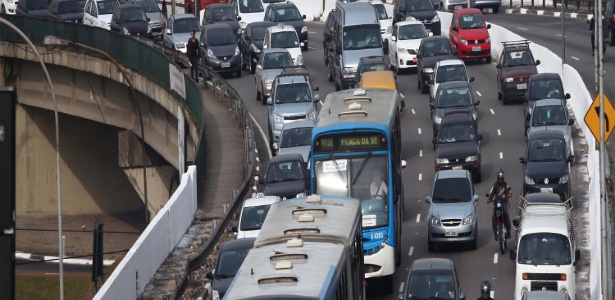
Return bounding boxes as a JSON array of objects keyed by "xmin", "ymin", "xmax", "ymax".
[{"xmin": 612, "ymin": 15, "xmax": 615, "ymax": 24}]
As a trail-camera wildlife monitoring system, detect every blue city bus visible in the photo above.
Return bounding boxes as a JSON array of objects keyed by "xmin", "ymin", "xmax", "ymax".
[{"xmin": 310, "ymin": 88, "xmax": 405, "ymax": 294}]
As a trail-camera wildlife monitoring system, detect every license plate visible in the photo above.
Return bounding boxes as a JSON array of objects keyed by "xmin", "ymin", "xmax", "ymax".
[
  {"xmin": 445, "ymin": 230, "xmax": 459, "ymax": 237},
  {"xmin": 472, "ymin": 46, "xmax": 481, "ymax": 51},
  {"xmin": 362, "ymin": 214, "xmax": 377, "ymax": 227},
  {"xmin": 541, "ymin": 188, "xmax": 553, "ymax": 193},
  {"xmin": 452, "ymin": 166, "xmax": 463, "ymax": 170},
  {"xmin": 455, "ymin": 5, "xmax": 462, "ymax": 9},
  {"xmin": 221, "ymin": 62, "xmax": 231, "ymax": 68},
  {"xmin": 517, "ymin": 83, "xmax": 527, "ymax": 90}
]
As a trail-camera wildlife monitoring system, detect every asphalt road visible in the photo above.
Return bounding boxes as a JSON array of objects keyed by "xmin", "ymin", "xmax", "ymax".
[
  {"xmin": 220, "ymin": 17, "xmax": 587, "ymax": 299},
  {"xmin": 16, "ymin": 259, "xmax": 92, "ymax": 274}
]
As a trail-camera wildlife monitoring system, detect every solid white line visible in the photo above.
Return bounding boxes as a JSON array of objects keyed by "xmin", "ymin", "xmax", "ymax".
[
  {"xmin": 399, "ymin": 282, "xmax": 405, "ymax": 293},
  {"xmin": 411, "ymin": 108, "xmax": 416, "ymax": 114},
  {"xmin": 491, "ymin": 291, "xmax": 495, "ymax": 298},
  {"xmin": 498, "ymin": 129, "xmax": 501, "ymax": 136},
  {"xmin": 251, "ymin": 114, "xmax": 272, "ymax": 158},
  {"xmin": 490, "ymin": 108, "xmax": 495, "ymax": 115},
  {"xmin": 571, "ymin": 56, "xmax": 580, "ymax": 61},
  {"xmin": 517, "ymin": 27, "xmax": 528, "ymax": 31},
  {"xmin": 500, "ymin": 152, "xmax": 503, "ymax": 159},
  {"xmin": 493, "ymin": 253, "xmax": 499, "ymax": 264},
  {"xmin": 408, "ymin": 246, "xmax": 414, "ymax": 256},
  {"xmin": 416, "ymin": 214, "xmax": 421, "ymax": 223},
  {"xmin": 420, "ymin": 150, "xmax": 423, "ymax": 157},
  {"xmin": 419, "ymin": 173, "xmax": 422, "ymax": 181},
  {"xmin": 418, "ymin": 128, "xmax": 422, "ymax": 135},
  {"xmin": 476, "ymin": 91, "xmax": 482, "ymax": 97}
]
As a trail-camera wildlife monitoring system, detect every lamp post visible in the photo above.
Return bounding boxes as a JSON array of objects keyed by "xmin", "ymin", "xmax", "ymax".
[
  {"xmin": 43, "ymin": 36, "xmax": 150, "ymax": 224},
  {"xmin": 0, "ymin": 18, "xmax": 64, "ymax": 299}
]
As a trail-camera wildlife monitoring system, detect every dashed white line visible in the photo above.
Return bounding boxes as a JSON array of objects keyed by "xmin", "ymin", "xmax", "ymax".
[
  {"xmin": 476, "ymin": 91, "xmax": 482, "ymax": 97},
  {"xmin": 491, "ymin": 291, "xmax": 495, "ymax": 298},
  {"xmin": 497, "ymin": 129, "xmax": 501, "ymax": 136},
  {"xmin": 420, "ymin": 150, "xmax": 423, "ymax": 157},
  {"xmin": 493, "ymin": 253, "xmax": 499, "ymax": 264},
  {"xmin": 418, "ymin": 128, "xmax": 422, "ymax": 135},
  {"xmin": 408, "ymin": 246, "xmax": 414, "ymax": 256},
  {"xmin": 490, "ymin": 108, "xmax": 495, "ymax": 115},
  {"xmin": 411, "ymin": 108, "xmax": 416, "ymax": 114},
  {"xmin": 571, "ymin": 56, "xmax": 580, "ymax": 61},
  {"xmin": 399, "ymin": 282, "xmax": 405, "ymax": 293},
  {"xmin": 416, "ymin": 214, "xmax": 421, "ymax": 223},
  {"xmin": 419, "ymin": 173, "xmax": 422, "ymax": 181},
  {"xmin": 517, "ymin": 27, "xmax": 528, "ymax": 31},
  {"xmin": 499, "ymin": 152, "xmax": 503, "ymax": 159},
  {"xmin": 308, "ymin": 46, "xmax": 317, "ymax": 50},
  {"xmin": 308, "ymin": 31, "xmax": 316, "ymax": 34}
]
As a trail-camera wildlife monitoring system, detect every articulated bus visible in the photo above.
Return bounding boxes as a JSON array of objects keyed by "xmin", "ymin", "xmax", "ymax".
[
  {"xmin": 309, "ymin": 88, "xmax": 405, "ymax": 294},
  {"xmin": 223, "ymin": 194, "xmax": 365, "ymax": 300}
]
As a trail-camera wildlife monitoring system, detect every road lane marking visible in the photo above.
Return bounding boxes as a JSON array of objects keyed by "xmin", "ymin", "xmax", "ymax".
[
  {"xmin": 308, "ymin": 31, "xmax": 316, "ymax": 34},
  {"xmin": 476, "ymin": 91, "xmax": 482, "ymax": 97},
  {"xmin": 419, "ymin": 173, "xmax": 422, "ymax": 181},
  {"xmin": 571, "ymin": 56, "xmax": 580, "ymax": 61},
  {"xmin": 408, "ymin": 246, "xmax": 414, "ymax": 256},
  {"xmin": 416, "ymin": 214, "xmax": 421, "ymax": 223},
  {"xmin": 399, "ymin": 282, "xmax": 405, "ymax": 293},
  {"xmin": 308, "ymin": 46, "xmax": 317, "ymax": 50},
  {"xmin": 251, "ymin": 114, "xmax": 272, "ymax": 158},
  {"xmin": 490, "ymin": 108, "xmax": 495, "ymax": 115},
  {"xmin": 411, "ymin": 108, "xmax": 416, "ymax": 114},
  {"xmin": 420, "ymin": 150, "xmax": 423, "ymax": 157},
  {"xmin": 491, "ymin": 291, "xmax": 495, "ymax": 298},
  {"xmin": 500, "ymin": 152, "xmax": 503, "ymax": 159},
  {"xmin": 418, "ymin": 128, "xmax": 422, "ymax": 134},
  {"xmin": 498, "ymin": 129, "xmax": 501, "ymax": 136},
  {"xmin": 517, "ymin": 27, "xmax": 528, "ymax": 31},
  {"xmin": 494, "ymin": 253, "xmax": 499, "ymax": 264}
]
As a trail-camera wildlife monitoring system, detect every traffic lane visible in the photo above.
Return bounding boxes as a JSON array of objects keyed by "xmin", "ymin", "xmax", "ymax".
[{"xmin": 16, "ymin": 259, "xmax": 92, "ymax": 274}]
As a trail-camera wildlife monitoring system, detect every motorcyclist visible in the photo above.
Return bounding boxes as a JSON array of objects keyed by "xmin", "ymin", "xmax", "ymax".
[
  {"xmin": 487, "ymin": 168, "xmax": 512, "ymax": 241},
  {"xmin": 476, "ymin": 280, "xmax": 494, "ymax": 300}
]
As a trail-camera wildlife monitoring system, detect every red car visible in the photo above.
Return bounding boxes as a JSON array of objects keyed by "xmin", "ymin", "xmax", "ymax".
[{"xmin": 449, "ymin": 8, "xmax": 491, "ymax": 63}]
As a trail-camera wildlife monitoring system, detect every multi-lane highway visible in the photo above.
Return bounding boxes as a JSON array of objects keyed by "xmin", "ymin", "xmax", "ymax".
[{"xmin": 219, "ymin": 14, "xmax": 590, "ymax": 299}]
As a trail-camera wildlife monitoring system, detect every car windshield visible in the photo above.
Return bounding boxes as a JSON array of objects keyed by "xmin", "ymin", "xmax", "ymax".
[
  {"xmin": 212, "ymin": 7, "xmax": 236, "ymax": 21},
  {"xmin": 215, "ymin": 248, "xmax": 251, "ymax": 278},
  {"xmin": 436, "ymin": 86, "xmax": 473, "ymax": 108},
  {"xmin": 404, "ymin": 0, "xmax": 434, "ymax": 11},
  {"xmin": 503, "ymin": 49, "xmax": 534, "ymax": 67},
  {"xmin": 240, "ymin": 204, "xmax": 272, "ymax": 231},
  {"xmin": 422, "ymin": 40, "xmax": 452, "ymax": 56},
  {"xmin": 528, "ymin": 138, "xmax": 565, "ymax": 162},
  {"xmin": 459, "ymin": 13, "xmax": 485, "ymax": 29},
  {"xmin": 262, "ymin": 52, "xmax": 294, "ymax": 69},
  {"xmin": 173, "ymin": 17, "xmax": 200, "ymax": 33},
  {"xmin": 531, "ymin": 105, "xmax": 567, "ymax": 126},
  {"xmin": 207, "ymin": 28, "xmax": 236, "ymax": 46},
  {"xmin": 518, "ymin": 233, "xmax": 572, "ymax": 265},
  {"xmin": 97, "ymin": 0, "xmax": 119, "ymax": 15},
  {"xmin": 250, "ymin": 25, "xmax": 268, "ymax": 40},
  {"xmin": 58, "ymin": 0, "xmax": 81, "ymax": 13},
  {"xmin": 266, "ymin": 161, "xmax": 304, "ymax": 184},
  {"xmin": 398, "ymin": 24, "xmax": 428, "ymax": 40},
  {"xmin": 405, "ymin": 270, "xmax": 456, "ymax": 299},
  {"xmin": 529, "ymin": 79, "xmax": 564, "ymax": 100},
  {"xmin": 373, "ymin": 3, "xmax": 388, "ymax": 19},
  {"xmin": 438, "ymin": 124, "xmax": 477, "ymax": 143},
  {"xmin": 436, "ymin": 65, "xmax": 467, "ymax": 83},
  {"xmin": 271, "ymin": 31, "xmax": 299, "ymax": 48},
  {"xmin": 239, "ymin": 0, "xmax": 263, "ymax": 13},
  {"xmin": 273, "ymin": 7, "xmax": 302, "ymax": 21},
  {"xmin": 281, "ymin": 127, "xmax": 313, "ymax": 148},
  {"xmin": 343, "ymin": 24, "xmax": 382, "ymax": 50},
  {"xmin": 121, "ymin": 8, "xmax": 147, "ymax": 22},
  {"xmin": 275, "ymin": 83, "xmax": 311, "ymax": 103},
  {"xmin": 431, "ymin": 178, "xmax": 471, "ymax": 203},
  {"xmin": 135, "ymin": 0, "xmax": 159, "ymax": 12}
]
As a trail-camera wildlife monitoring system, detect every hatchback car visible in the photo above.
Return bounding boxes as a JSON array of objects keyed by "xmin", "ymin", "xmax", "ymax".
[
  {"xmin": 354, "ymin": 56, "xmax": 390, "ymax": 88},
  {"xmin": 417, "ymin": 36, "xmax": 455, "ymax": 93},
  {"xmin": 229, "ymin": 0, "xmax": 265, "ymax": 30},
  {"xmin": 127, "ymin": 0, "xmax": 164, "ymax": 39},
  {"xmin": 431, "ymin": 81, "xmax": 479, "ymax": 138},
  {"xmin": 260, "ymin": 153, "xmax": 309, "ymax": 199},
  {"xmin": 47, "ymin": 0, "xmax": 83, "ymax": 23},
  {"xmin": 239, "ymin": 21, "xmax": 275, "ymax": 73},
  {"xmin": 16, "ymin": 0, "xmax": 49, "ymax": 18},
  {"xmin": 429, "ymin": 59, "xmax": 473, "ymax": 102},
  {"xmin": 400, "ymin": 258, "xmax": 466, "ymax": 300},
  {"xmin": 205, "ymin": 237, "xmax": 255, "ymax": 300},
  {"xmin": 523, "ymin": 73, "xmax": 570, "ymax": 122},
  {"xmin": 520, "ymin": 130, "xmax": 574, "ymax": 200},
  {"xmin": 449, "ymin": 8, "xmax": 491, "ymax": 62},
  {"xmin": 162, "ymin": 14, "xmax": 201, "ymax": 53},
  {"xmin": 83, "ymin": 0, "xmax": 120, "ymax": 29},
  {"xmin": 425, "ymin": 169, "xmax": 479, "ymax": 251},
  {"xmin": 255, "ymin": 48, "xmax": 294, "ymax": 104},
  {"xmin": 203, "ymin": 3, "xmax": 241, "ymax": 37},
  {"xmin": 274, "ymin": 120, "xmax": 314, "ymax": 161},
  {"xmin": 232, "ymin": 193, "xmax": 279, "ymax": 239},
  {"xmin": 393, "ymin": 0, "xmax": 441, "ymax": 35},
  {"xmin": 263, "ymin": 23, "xmax": 303, "ymax": 65},
  {"xmin": 199, "ymin": 23, "xmax": 242, "ymax": 78},
  {"xmin": 388, "ymin": 20, "xmax": 430, "ymax": 74},
  {"xmin": 264, "ymin": 1, "xmax": 307, "ymax": 50},
  {"xmin": 525, "ymin": 98, "xmax": 574, "ymax": 155},
  {"xmin": 110, "ymin": 4, "xmax": 150, "ymax": 36},
  {"xmin": 496, "ymin": 40, "xmax": 540, "ymax": 105}
]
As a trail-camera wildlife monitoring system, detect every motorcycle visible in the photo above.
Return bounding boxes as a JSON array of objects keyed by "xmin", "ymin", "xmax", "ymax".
[{"xmin": 486, "ymin": 193, "xmax": 507, "ymax": 254}]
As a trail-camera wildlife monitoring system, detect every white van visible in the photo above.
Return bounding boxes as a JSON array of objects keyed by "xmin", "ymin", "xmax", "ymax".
[
  {"xmin": 232, "ymin": 193, "xmax": 280, "ymax": 239},
  {"xmin": 83, "ymin": 0, "xmax": 120, "ymax": 30}
]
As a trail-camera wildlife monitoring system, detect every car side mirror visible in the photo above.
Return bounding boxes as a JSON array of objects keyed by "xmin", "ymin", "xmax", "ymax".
[
  {"xmin": 474, "ymin": 100, "xmax": 481, "ymax": 106},
  {"xmin": 237, "ymin": 16, "xmax": 241, "ymax": 21},
  {"xmin": 512, "ymin": 218, "xmax": 520, "ymax": 227},
  {"xmin": 469, "ymin": 76, "xmax": 475, "ymax": 82},
  {"xmin": 568, "ymin": 154, "xmax": 575, "ymax": 162},
  {"xmin": 402, "ymin": 160, "xmax": 406, "ymax": 168},
  {"xmin": 565, "ymin": 93, "xmax": 571, "ymax": 99},
  {"xmin": 477, "ymin": 134, "xmax": 483, "ymax": 140},
  {"xmin": 472, "ymin": 195, "xmax": 479, "ymax": 202},
  {"xmin": 487, "ymin": 24, "xmax": 491, "ymax": 29},
  {"xmin": 205, "ymin": 271, "xmax": 214, "ymax": 280},
  {"xmin": 519, "ymin": 157, "xmax": 526, "ymax": 164},
  {"xmin": 459, "ymin": 292, "xmax": 466, "ymax": 300},
  {"xmin": 267, "ymin": 97, "xmax": 273, "ymax": 105},
  {"xmin": 575, "ymin": 249, "xmax": 581, "ymax": 262},
  {"xmin": 496, "ymin": 63, "xmax": 501, "ymax": 69},
  {"xmin": 391, "ymin": 35, "xmax": 396, "ymax": 41},
  {"xmin": 509, "ymin": 249, "xmax": 517, "ymax": 261},
  {"xmin": 569, "ymin": 119, "xmax": 575, "ymax": 125},
  {"xmin": 313, "ymin": 86, "xmax": 319, "ymax": 91},
  {"xmin": 302, "ymin": 14, "xmax": 306, "ymax": 19},
  {"xmin": 425, "ymin": 196, "xmax": 431, "ymax": 203},
  {"xmin": 535, "ymin": 59, "xmax": 541, "ymax": 66},
  {"xmin": 166, "ymin": 28, "xmax": 171, "ymax": 34},
  {"xmin": 231, "ymin": 226, "xmax": 238, "ymax": 232}
]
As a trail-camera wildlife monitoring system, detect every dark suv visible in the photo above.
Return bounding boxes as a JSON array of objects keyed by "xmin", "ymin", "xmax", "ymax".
[
  {"xmin": 202, "ymin": 3, "xmax": 242, "ymax": 37},
  {"xmin": 264, "ymin": 2, "xmax": 308, "ymax": 50},
  {"xmin": 496, "ymin": 40, "xmax": 540, "ymax": 105},
  {"xmin": 431, "ymin": 81, "xmax": 479, "ymax": 139},
  {"xmin": 393, "ymin": 0, "xmax": 440, "ymax": 35},
  {"xmin": 259, "ymin": 153, "xmax": 310, "ymax": 199},
  {"xmin": 323, "ymin": 9, "xmax": 336, "ymax": 65},
  {"xmin": 520, "ymin": 130, "xmax": 574, "ymax": 200},
  {"xmin": 417, "ymin": 36, "xmax": 454, "ymax": 93},
  {"xmin": 523, "ymin": 73, "xmax": 570, "ymax": 122},
  {"xmin": 354, "ymin": 56, "xmax": 390, "ymax": 88}
]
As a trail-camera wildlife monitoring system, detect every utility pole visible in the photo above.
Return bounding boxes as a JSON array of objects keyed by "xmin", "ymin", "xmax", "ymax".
[{"xmin": 561, "ymin": 0, "xmax": 565, "ymax": 66}]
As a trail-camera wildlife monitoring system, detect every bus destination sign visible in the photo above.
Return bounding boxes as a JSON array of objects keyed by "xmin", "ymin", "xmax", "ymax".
[{"xmin": 314, "ymin": 132, "xmax": 387, "ymax": 153}]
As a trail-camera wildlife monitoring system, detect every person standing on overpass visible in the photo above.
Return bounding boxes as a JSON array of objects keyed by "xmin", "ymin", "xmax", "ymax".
[
  {"xmin": 187, "ymin": 29, "xmax": 201, "ymax": 83},
  {"xmin": 590, "ymin": 16, "xmax": 606, "ymax": 56}
]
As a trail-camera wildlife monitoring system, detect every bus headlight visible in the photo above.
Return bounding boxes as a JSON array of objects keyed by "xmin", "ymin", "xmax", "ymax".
[
  {"xmin": 521, "ymin": 286, "xmax": 529, "ymax": 295},
  {"xmin": 559, "ymin": 286, "xmax": 568, "ymax": 294}
]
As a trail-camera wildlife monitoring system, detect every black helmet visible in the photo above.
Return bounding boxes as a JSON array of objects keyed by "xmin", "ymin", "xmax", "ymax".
[
  {"xmin": 497, "ymin": 168, "xmax": 505, "ymax": 180},
  {"xmin": 480, "ymin": 280, "xmax": 491, "ymax": 297}
]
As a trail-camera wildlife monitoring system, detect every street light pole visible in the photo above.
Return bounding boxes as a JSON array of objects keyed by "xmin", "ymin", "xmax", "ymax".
[
  {"xmin": 561, "ymin": 0, "xmax": 565, "ymax": 66},
  {"xmin": 0, "ymin": 18, "xmax": 64, "ymax": 300}
]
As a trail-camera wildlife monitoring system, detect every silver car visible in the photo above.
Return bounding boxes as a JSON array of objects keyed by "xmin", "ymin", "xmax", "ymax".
[
  {"xmin": 162, "ymin": 14, "xmax": 201, "ymax": 53},
  {"xmin": 525, "ymin": 98, "xmax": 574, "ymax": 156},
  {"xmin": 425, "ymin": 169, "xmax": 479, "ymax": 252},
  {"xmin": 274, "ymin": 120, "xmax": 314, "ymax": 162},
  {"xmin": 255, "ymin": 48, "xmax": 294, "ymax": 105}
]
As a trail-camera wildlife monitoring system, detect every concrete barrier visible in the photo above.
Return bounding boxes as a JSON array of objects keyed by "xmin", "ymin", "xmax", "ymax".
[{"xmin": 94, "ymin": 165, "xmax": 198, "ymax": 300}]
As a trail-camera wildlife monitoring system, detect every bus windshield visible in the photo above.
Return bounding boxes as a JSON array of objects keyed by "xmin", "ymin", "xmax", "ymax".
[
  {"xmin": 314, "ymin": 156, "xmax": 389, "ymax": 228},
  {"xmin": 518, "ymin": 233, "xmax": 572, "ymax": 265}
]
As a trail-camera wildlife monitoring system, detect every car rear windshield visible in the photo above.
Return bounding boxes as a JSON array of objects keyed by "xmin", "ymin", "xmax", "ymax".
[
  {"xmin": 528, "ymin": 138, "xmax": 565, "ymax": 162},
  {"xmin": 271, "ymin": 31, "xmax": 299, "ymax": 48},
  {"xmin": 207, "ymin": 28, "xmax": 236, "ymax": 46},
  {"xmin": 422, "ymin": 39, "xmax": 452, "ymax": 56},
  {"xmin": 97, "ymin": 0, "xmax": 119, "ymax": 14},
  {"xmin": 58, "ymin": 0, "xmax": 81, "ymax": 13},
  {"xmin": 404, "ymin": 0, "xmax": 434, "ymax": 11},
  {"xmin": 173, "ymin": 17, "xmax": 200, "ymax": 33},
  {"xmin": 239, "ymin": 0, "xmax": 263, "ymax": 13},
  {"xmin": 273, "ymin": 7, "xmax": 302, "ymax": 21},
  {"xmin": 263, "ymin": 52, "xmax": 294, "ymax": 69},
  {"xmin": 436, "ymin": 65, "xmax": 467, "ymax": 83},
  {"xmin": 459, "ymin": 13, "xmax": 485, "ymax": 29},
  {"xmin": 432, "ymin": 177, "xmax": 472, "ymax": 203}
]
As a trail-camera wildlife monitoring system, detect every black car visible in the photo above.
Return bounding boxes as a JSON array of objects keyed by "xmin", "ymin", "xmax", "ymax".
[
  {"xmin": 264, "ymin": 1, "xmax": 308, "ymax": 51},
  {"xmin": 354, "ymin": 56, "xmax": 390, "ymax": 88},
  {"xmin": 417, "ymin": 36, "xmax": 454, "ymax": 93},
  {"xmin": 523, "ymin": 72, "xmax": 570, "ymax": 122},
  {"xmin": 199, "ymin": 23, "xmax": 242, "ymax": 78},
  {"xmin": 520, "ymin": 130, "xmax": 574, "ymax": 200},
  {"xmin": 205, "ymin": 237, "xmax": 255, "ymax": 300},
  {"xmin": 605, "ymin": 0, "xmax": 615, "ymax": 45},
  {"xmin": 433, "ymin": 112, "xmax": 482, "ymax": 182},
  {"xmin": 496, "ymin": 40, "xmax": 540, "ymax": 105},
  {"xmin": 259, "ymin": 153, "xmax": 309, "ymax": 200},
  {"xmin": 203, "ymin": 3, "xmax": 242, "ymax": 38},
  {"xmin": 47, "ymin": 0, "xmax": 83, "ymax": 23},
  {"xmin": 322, "ymin": 9, "xmax": 335, "ymax": 65},
  {"xmin": 239, "ymin": 21, "xmax": 275, "ymax": 74},
  {"xmin": 399, "ymin": 258, "xmax": 466, "ymax": 300},
  {"xmin": 393, "ymin": 0, "xmax": 441, "ymax": 35},
  {"xmin": 110, "ymin": 4, "xmax": 150, "ymax": 36},
  {"xmin": 431, "ymin": 81, "xmax": 479, "ymax": 138},
  {"xmin": 16, "ymin": 0, "xmax": 49, "ymax": 18}
]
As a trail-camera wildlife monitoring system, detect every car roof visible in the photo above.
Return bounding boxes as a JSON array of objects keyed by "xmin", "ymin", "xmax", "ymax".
[
  {"xmin": 528, "ymin": 130, "xmax": 565, "ymax": 140},
  {"xmin": 435, "ymin": 169, "xmax": 470, "ymax": 179},
  {"xmin": 207, "ymin": 3, "xmax": 232, "ymax": 9},
  {"xmin": 439, "ymin": 80, "xmax": 470, "ymax": 89},
  {"xmin": 359, "ymin": 56, "xmax": 388, "ymax": 64},
  {"xmin": 282, "ymin": 120, "xmax": 314, "ymax": 130},
  {"xmin": 524, "ymin": 291, "xmax": 570, "ymax": 300},
  {"xmin": 276, "ymin": 74, "xmax": 309, "ymax": 85},
  {"xmin": 269, "ymin": 153, "xmax": 304, "ymax": 163},
  {"xmin": 269, "ymin": 2, "xmax": 297, "ymax": 9},
  {"xmin": 521, "ymin": 212, "xmax": 570, "ymax": 237},
  {"xmin": 204, "ymin": 23, "xmax": 233, "ymax": 31},
  {"xmin": 411, "ymin": 258, "xmax": 454, "ymax": 271},
  {"xmin": 437, "ymin": 59, "xmax": 465, "ymax": 67},
  {"xmin": 243, "ymin": 195, "xmax": 280, "ymax": 207},
  {"xmin": 441, "ymin": 111, "xmax": 474, "ymax": 126},
  {"xmin": 524, "ymin": 192, "xmax": 562, "ymax": 203},
  {"xmin": 220, "ymin": 237, "xmax": 256, "ymax": 252},
  {"xmin": 395, "ymin": 20, "xmax": 424, "ymax": 26},
  {"xmin": 530, "ymin": 72, "xmax": 561, "ymax": 81},
  {"xmin": 268, "ymin": 23, "xmax": 296, "ymax": 33},
  {"xmin": 173, "ymin": 13, "xmax": 197, "ymax": 20},
  {"xmin": 533, "ymin": 98, "xmax": 566, "ymax": 107}
]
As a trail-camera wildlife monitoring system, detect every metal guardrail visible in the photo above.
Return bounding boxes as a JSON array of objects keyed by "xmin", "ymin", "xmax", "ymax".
[{"xmin": 511, "ymin": 0, "xmax": 605, "ymax": 10}]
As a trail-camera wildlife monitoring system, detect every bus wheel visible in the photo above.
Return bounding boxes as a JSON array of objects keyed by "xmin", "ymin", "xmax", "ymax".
[{"xmin": 383, "ymin": 275, "xmax": 394, "ymax": 295}]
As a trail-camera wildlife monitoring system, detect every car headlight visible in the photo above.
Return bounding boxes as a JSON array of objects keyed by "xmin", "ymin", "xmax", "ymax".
[
  {"xmin": 465, "ymin": 155, "xmax": 478, "ymax": 162},
  {"xmin": 460, "ymin": 39, "xmax": 468, "ymax": 45},
  {"xmin": 463, "ymin": 214, "xmax": 473, "ymax": 225},
  {"xmin": 398, "ymin": 47, "xmax": 408, "ymax": 54},
  {"xmin": 434, "ymin": 116, "xmax": 442, "ymax": 124},
  {"xmin": 386, "ymin": 25, "xmax": 392, "ymax": 34},
  {"xmin": 472, "ymin": 112, "xmax": 477, "ymax": 120},
  {"xmin": 521, "ymin": 286, "xmax": 529, "ymax": 295},
  {"xmin": 564, "ymin": 134, "xmax": 570, "ymax": 143},
  {"xmin": 307, "ymin": 110, "xmax": 317, "ymax": 121},
  {"xmin": 485, "ymin": 37, "xmax": 491, "ymax": 43},
  {"xmin": 559, "ymin": 174, "xmax": 569, "ymax": 184},
  {"xmin": 101, "ymin": 20, "xmax": 110, "ymax": 30},
  {"xmin": 235, "ymin": 46, "xmax": 240, "ymax": 56},
  {"xmin": 524, "ymin": 175, "xmax": 535, "ymax": 185},
  {"xmin": 301, "ymin": 26, "xmax": 307, "ymax": 33},
  {"xmin": 122, "ymin": 27, "xmax": 130, "ymax": 35},
  {"xmin": 295, "ymin": 54, "xmax": 303, "ymax": 65},
  {"xmin": 274, "ymin": 113, "xmax": 283, "ymax": 124},
  {"xmin": 207, "ymin": 48, "xmax": 215, "ymax": 58},
  {"xmin": 423, "ymin": 67, "xmax": 434, "ymax": 73},
  {"xmin": 212, "ymin": 290, "xmax": 220, "ymax": 300},
  {"xmin": 174, "ymin": 42, "xmax": 186, "ymax": 49},
  {"xmin": 147, "ymin": 26, "xmax": 151, "ymax": 33},
  {"xmin": 240, "ymin": 21, "xmax": 247, "ymax": 29},
  {"xmin": 343, "ymin": 67, "xmax": 355, "ymax": 77},
  {"xmin": 251, "ymin": 44, "xmax": 261, "ymax": 53},
  {"xmin": 433, "ymin": 15, "xmax": 440, "ymax": 22},
  {"xmin": 264, "ymin": 78, "xmax": 273, "ymax": 84},
  {"xmin": 505, "ymin": 77, "xmax": 514, "ymax": 82},
  {"xmin": 436, "ymin": 158, "xmax": 449, "ymax": 164},
  {"xmin": 430, "ymin": 215, "xmax": 440, "ymax": 226}
]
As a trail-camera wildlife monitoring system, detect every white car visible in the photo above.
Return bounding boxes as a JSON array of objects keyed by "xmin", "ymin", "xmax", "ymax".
[
  {"xmin": 262, "ymin": 23, "xmax": 303, "ymax": 66},
  {"xmin": 83, "ymin": 0, "xmax": 120, "ymax": 30},
  {"xmin": 388, "ymin": 20, "xmax": 430, "ymax": 74},
  {"xmin": 1, "ymin": 0, "xmax": 18, "ymax": 14},
  {"xmin": 357, "ymin": 0, "xmax": 393, "ymax": 43},
  {"xmin": 233, "ymin": 193, "xmax": 280, "ymax": 239},
  {"xmin": 229, "ymin": 0, "xmax": 266, "ymax": 31},
  {"xmin": 429, "ymin": 59, "xmax": 473, "ymax": 102}
]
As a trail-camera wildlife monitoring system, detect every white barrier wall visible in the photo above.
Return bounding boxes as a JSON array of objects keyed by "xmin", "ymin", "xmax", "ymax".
[{"xmin": 94, "ymin": 165, "xmax": 198, "ymax": 300}]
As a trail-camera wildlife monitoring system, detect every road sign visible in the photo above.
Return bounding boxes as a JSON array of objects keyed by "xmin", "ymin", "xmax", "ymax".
[{"xmin": 584, "ymin": 92, "xmax": 615, "ymax": 145}]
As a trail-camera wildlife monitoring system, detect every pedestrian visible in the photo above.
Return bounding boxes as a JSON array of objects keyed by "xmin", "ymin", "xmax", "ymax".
[
  {"xmin": 590, "ymin": 16, "xmax": 606, "ymax": 56},
  {"xmin": 186, "ymin": 29, "xmax": 201, "ymax": 83}
]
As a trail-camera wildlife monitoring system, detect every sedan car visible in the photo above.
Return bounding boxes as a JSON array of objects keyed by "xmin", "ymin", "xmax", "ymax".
[
  {"xmin": 110, "ymin": 4, "xmax": 150, "ymax": 37},
  {"xmin": 449, "ymin": 8, "xmax": 491, "ymax": 62},
  {"xmin": 417, "ymin": 36, "xmax": 455, "ymax": 93},
  {"xmin": 496, "ymin": 40, "xmax": 540, "ymax": 105},
  {"xmin": 433, "ymin": 111, "xmax": 482, "ymax": 182},
  {"xmin": 388, "ymin": 20, "xmax": 430, "ymax": 74},
  {"xmin": 264, "ymin": 1, "xmax": 307, "ymax": 50},
  {"xmin": 205, "ymin": 237, "xmax": 255, "ymax": 300},
  {"xmin": 259, "ymin": 153, "xmax": 309, "ymax": 199},
  {"xmin": 523, "ymin": 72, "xmax": 570, "ymax": 122},
  {"xmin": 255, "ymin": 48, "xmax": 294, "ymax": 104},
  {"xmin": 429, "ymin": 59, "xmax": 473, "ymax": 102},
  {"xmin": 525, "ymin": 98, "xmax": 574, "ymax": 155},
  {"xmin": 274, "ymin": 120, "xmax": 314, "ymax": 161},
  {"xmin": 431, "ymin": 81, "xmax": 479, "ymax": 139},
  {"xmin": 202, "ymin": 3, "xmax": 242, "ymax": 37},
  {"xmin": 426, "ymin": 169, "xmax": 479, "ymax": 251},
  {"xmin": 239, "ymin": 21, "xmax": 275, "ymax": 74},
  {"xmin": 400, "ymin": 258, "xmax": 466, "ymax": 300},
  {"xmin": 162, "ymin": 14, "xmax": 200, "ymax": 53},
  {"xmin": 47, "ymin": 0, "xmax": 83, "ymax": 23},
  {"xmin": 199, "ymin": 23, "xmax": 242, "ymax": 78},
  {"xmin": 353, "ymin": 56, "xmax": 389, "ymax": 88}
]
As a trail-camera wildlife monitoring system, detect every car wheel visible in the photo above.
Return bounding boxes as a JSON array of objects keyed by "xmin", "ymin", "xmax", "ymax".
[
  {"xmin": 610, "ymin": 28, "xmax": 615, "ymax": 46},
  {"xmin": 335, "ymin": 82, "xmax": 340, "ymax": 91},
  {"xmin": 236, "ymin": 67, "xmax": 242, "ymax": 78},
  {"xmin": 383, "ymin": 275, "xmax": 394, "ymax": 295},
  {"xmin": 249, "ymin": 58, "xmax": 255, "ymax": 74},
  {"xmin": 328, "ymin": 70, "xmax": 333, "ymax": 82},
  {"xmin": 470, "ymin": 227, "xmax": 478, "ymax": 250},
  {"xmin": 302, "ymin": 41, "xmax": 308, "ymax": 51},
  {"xmin": 493, "ymin": 6, "xmax": 500, "ymax": 14},
  {"xmin": 417, "ymin": 75, "xmax": 421, "ymax": 90},
  {"xmin": 497, "ymin": 91, "xmax": 502, "ymax": 100},
  {"xmin": 428, "ymin": 238, "xmax": 435, "ymax": 252},
  {"xmin": 241, "ymin": 56, "xmax": 246, "ymax": 70},
  {"xmin": 474, "ymin": 169, "xmax": 482, "ymax": 183},
  {"xmin": 486, "ymin": 57, "xmax": 491, "ymax": 64},
  {"xmin": 420, "ymin": 79, "xmax": 428, "ymax": 94},
  {"xmin": 502, "ymin": 95, "xmax": 508, "ymax": 105}
]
